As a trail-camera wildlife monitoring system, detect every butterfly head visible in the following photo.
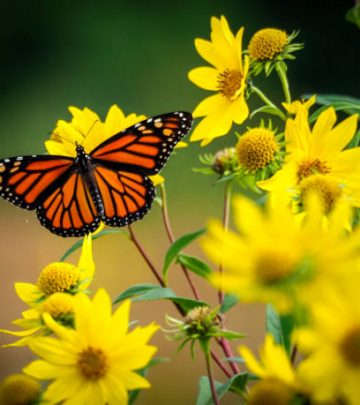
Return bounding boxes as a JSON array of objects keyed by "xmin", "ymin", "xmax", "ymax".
[{"xmin": 75, "ymin": 143, "xmax": 86, "ymax": 157}]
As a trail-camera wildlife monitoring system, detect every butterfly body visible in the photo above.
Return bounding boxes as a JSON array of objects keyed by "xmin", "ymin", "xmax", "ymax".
[{"xmin": 0, "ymin": 111, "xmax": 192, "ymax": 237}]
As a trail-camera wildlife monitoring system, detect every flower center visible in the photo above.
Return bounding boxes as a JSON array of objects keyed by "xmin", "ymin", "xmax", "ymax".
[
  {"xmin": 77, "ymin": 346, "xmax": 109, "ymax": 380},
  {"xmin": 236, "ymin": 128, "xmax": 278, "ymax": 172},
  {"xmin": 248, "ymin": 379, "xmax": 294, "ymax": 405},
  {"xmin": 255, "ymin": 248, "xmax": 299, "ymax": 284},
  {"xmin": 299, "ymin": 175, "xmax": 342, "ymax": 213},
  {"xmin": 297, "ymin": 159, "xmax": 331, "ymax": 181},
  {"xmin": 217, "ymin": 69, "xmax": 242, "ymax": 100},
  {"xmin": 42, "ymin": 292, "xmax": 75, "ymax": 326},
  {"xmin": 248, "ymin": 28, "xmax": 288, "ymax": 61},
  {"xmin": 37, "ymin": 262, "xmax": 81, "ymax": 296},
  {"xmin": 340, "ymin": 326, "xmax": 360, "ymax": 367},
  {"xmin": 0, "ymin": 373, "xmax": 41, "ymax": 405}
]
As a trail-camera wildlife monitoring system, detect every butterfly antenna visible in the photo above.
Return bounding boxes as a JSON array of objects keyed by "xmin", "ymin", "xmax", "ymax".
[{"xmin": 85, "ymin": 120, "xmax": 99, "ymax": 138}]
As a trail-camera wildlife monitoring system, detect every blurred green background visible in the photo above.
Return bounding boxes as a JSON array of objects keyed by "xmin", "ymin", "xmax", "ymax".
[{"xmin": 0, "ymin": 0, "xmax": 358, "ymax": 404}]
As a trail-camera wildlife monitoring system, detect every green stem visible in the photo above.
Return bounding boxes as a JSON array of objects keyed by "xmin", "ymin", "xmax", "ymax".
[
  {"xmin": 251, "ymin": 85, "xmax": 286, "ymax": 121},
  {"xmin": 275, "ymin": 62, "xmax": 291, "ymax": 105}
]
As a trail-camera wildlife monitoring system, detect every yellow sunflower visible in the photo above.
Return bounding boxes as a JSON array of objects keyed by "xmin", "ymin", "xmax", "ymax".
[
  {"xmin": 14, "ymin": 233, "xmax": 94, "ymax": 307},
  {"xmin": 188, "ymin": 16, "xmax": 249, "ymax": 146},
  {"xmin": 23, "ymin": 289, "xmax": 159, "ymax": 405},
  {"xmin": 258, "ymin": 106, "xmax": 360, "ymax": 211},
  {"xmin": 239, "ymin": 334, "xmax": 303, "ymax": 403},
  {"xmin": 295, "ymin": 283, "xmax": 360, "ymax": 405},
  {"xmin": 202, "ymin": 194, "xmax": 360, "ymax": 313}
]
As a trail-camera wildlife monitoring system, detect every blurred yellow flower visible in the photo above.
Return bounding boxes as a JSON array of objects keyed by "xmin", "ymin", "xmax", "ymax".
[
  {"xmin": 0, "ymin": 373, "xmax": 41, "ymax": 405},
  {"xmin": 24, "ymin": 289, "xmax": 159, "ymax": 405},
  {"xmin": 202, "ymin": 194, "xmax": 360, "ymax": 313},
  {"xmin": 188, "ymin": 16, "xmax": 249, "ymax": 146},
  {"xmin": 258, "ymin": 107, "xmax": 360, "ymax": 212},
  {"xmin": 295, "ymin": 284, "xmax": 360, "ymax": 405},
  {"xmin": 239, "ymin": 334, "xmax": 302, "ymax": 403}
]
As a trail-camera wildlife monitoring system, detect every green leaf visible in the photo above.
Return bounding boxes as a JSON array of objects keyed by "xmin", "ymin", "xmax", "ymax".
[
  {"xmin": 346, "ymin": 129, "xmax": 360, "ymax": 148},
  {"xmin": 196, "ymin": 373, "xmax": 248, "ymax": 405},
  {"xmin": 220, "ymin": 294, "xmax": 238, "ymax": 313},
  {"xmin": 114, "ymin": 284, "xmax": 208, "ymax": 312},
  {"xmin": 177, "ymin": 254, "xmax": 212, "ymax": 279},
  {"xmin": 113, "ymin": 284, "xmax": 160, "ymax": 304},
  {"xmin": 163, "ymin": 229, "xmax": 205, "ymax": 283},
  {"xmin": 305, "ymin": 94, "xmax": 360, "ymax": 123},
  {"xmin": 266, "ymin": 304, "xmax": 294, "ymax": 354},
  {"xmin": 214, "ymin": 330, "xmax": 245, "ymax": 341},
  {"xmin": 60, "ymin": 229, "xmax": 127, "ymax": 261},
  {"xmin": 250, "ymin": 105, "xmax": 286, "ymax": 120}
]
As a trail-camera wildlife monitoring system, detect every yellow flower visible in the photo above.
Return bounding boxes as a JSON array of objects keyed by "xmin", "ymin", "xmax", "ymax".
[
  {"xmin": 202, "ymin": 194, "xmax": 360, "ymax": 313},
  {"xmin": 0, "ymin": 373, "xmax": 41, "ymax": 405},
  {"xmin": 295, "ymin": 284, "xmax": 360, "ymax": 405},
  {"xmin": 282, "ymin": 95, "xmax": 316, "ymax": 115},
  {"xmin": 1, "ymin": 293, "xmax": 76, "ymax": 347},
  {"xmin": 23, "ymin": 289, "xmax": 159, "ymax": 405},
  {"xmin": 188, "ymin": 16, "xmax": 249, "ymax": 146},
  {"xmin": 0, "ymin": 235, "xmax": 94, "ymax": 345},
  {"xmin": 248, "ymin": 28, "xmax": 288, "ymax": 61},
  {"xmin": 15, "ymin": 233, "xmax": 94, "ymax": 307},
  {"xmin": 45, "ymin": 105, "xmax": 146, "ymax": 157},
  {"xmin": 236, "ymin": 127, "xmax": 279, "ymax": 172},
  {"xmin": 239, "ymin": 334, "xmax": 302, "ymax": 404},
  {"xmin": 258, "ymin": 107, "xmax": 360, "ymax": 211},
  {"xmin": 45, "ymin": 105, "xmax": 169, "ymax": 187}
]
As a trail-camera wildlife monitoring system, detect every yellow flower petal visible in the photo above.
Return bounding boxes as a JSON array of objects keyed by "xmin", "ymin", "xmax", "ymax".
[
  {"xmin": 239, "ymin": 345, "xmax": 266, "ymax": 377},
  {"xmin": 149, "ymin": 174, "xmax": 165, "ymax": 187},
  {"xmin": 188, "ymin": 67, "xmax": 219, "ymax": 90},
  {"xmin": 14, "ymin": 283, "xmax": 42, "ymax": 305}
]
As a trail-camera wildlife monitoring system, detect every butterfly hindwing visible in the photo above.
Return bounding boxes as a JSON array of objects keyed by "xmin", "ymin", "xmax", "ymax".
[
  {"xmin": 0, "ymin": 155, "xmax": 73, "ymax": 210},
  {"xmin": 36, "ymin": 171, "xmax": 100, "ymax": 237},
  {"xmin": 91, "ymin": 112, "xmax": 192, "ymax": 175},
  {"xmin": 93, "ymin": 165, "xmax": 155, "ymax": 227}
]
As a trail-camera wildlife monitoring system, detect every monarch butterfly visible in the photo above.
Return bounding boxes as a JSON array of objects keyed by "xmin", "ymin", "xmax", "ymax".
[{"xmin": 0, "ymin": 111, "xmax": 192, "ymax": 237}]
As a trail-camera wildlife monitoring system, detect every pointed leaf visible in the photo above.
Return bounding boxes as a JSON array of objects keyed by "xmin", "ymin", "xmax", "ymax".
[
  {"xmin": 220, "ymin": 294, "xmax": 238, "ymax": 313},
  {"xmin": 163, "ymin": 229, "xmax": 205, "ymax": 282},
  {"xmin": 114, "ymin": 284, "xmax": 208, "ymax": 312},
  {"xmin": 266, "ymin": 304, "xmax": 294, "ymax": 354},
  {"xmin": 113, "ymin": 284, "xmax": 159, "ymax": 304},
  {"xmin": 196, "ymin": 373, "xmax": 248, "ymax": 405},
  {"xmin": 177, "ymin": 254, "xmax": 212, "ymax": 279}
]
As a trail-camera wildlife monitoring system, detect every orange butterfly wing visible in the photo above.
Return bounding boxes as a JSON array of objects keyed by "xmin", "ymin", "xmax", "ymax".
[
  {"xmin": 94, "ymin": 165, "xmax": 155, "ymax": 227},
  {"xmin": 36, "ymin": 171, "xmax": 100, "ymax": 237},
  {"xmin": 91, "ymin": 112, "xmax": 192, "ymax": 174},
  {"xmin": 0, "ymin": 156, "xmax": 73, "ymax": 209}
]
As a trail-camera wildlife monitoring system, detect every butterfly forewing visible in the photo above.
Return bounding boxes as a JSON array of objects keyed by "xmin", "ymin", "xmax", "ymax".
[
  {"xmin": 91, "ymin": 112, "xmax": 192, "ymax": 175},
  {"xmin": 0, "ymin": 156, "xmax": 73, "ymax": 209}
]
